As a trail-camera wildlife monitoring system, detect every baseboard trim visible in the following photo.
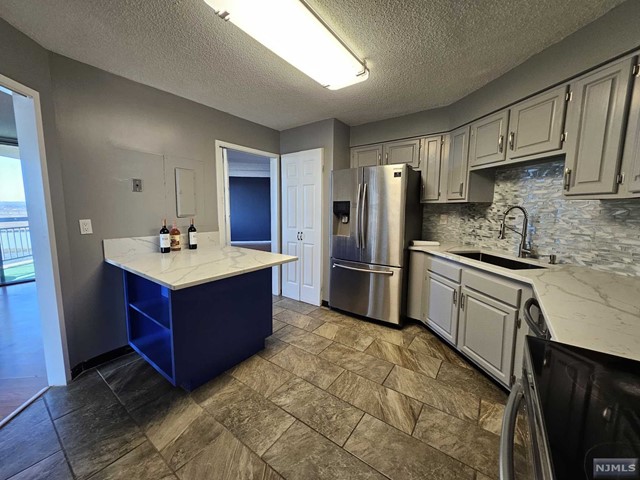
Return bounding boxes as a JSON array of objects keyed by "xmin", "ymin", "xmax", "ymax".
[{"xmin": 70, "ymin": 345, "xmax": 133, "ymax": 379}]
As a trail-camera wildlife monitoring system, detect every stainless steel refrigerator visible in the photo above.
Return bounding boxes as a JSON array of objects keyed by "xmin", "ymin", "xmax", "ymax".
[{"xmin": 329, "ymin": 164, "xmax": 421, "ymax": 325}]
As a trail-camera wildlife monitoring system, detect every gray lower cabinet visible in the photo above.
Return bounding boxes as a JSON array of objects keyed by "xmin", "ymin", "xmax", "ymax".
[
  {"xmin": 469, "ymin": 110, "xmax": 509, "ymax": 167},
  {"xmin": 351, "ymin": 144, "xmax": 382, "ymax": 168},
  {"xmin": 446, "ymin": 126, "xmax": 470, "ymax": 200},
  {"xmin": 424, "ymin": 271, "xmax": 460, "ymax": 345},
  {"xmin": 383, "ymin": 138, "xmax": 421, "ymax": 168},
  {"xmin": 407, "ymin": 251, "xmax": 425, "ymax": 320},
  {"xmin": 507, "ymin": 85, "xmax": 568, "ymax": 161},
  {"xmin": 457, "ymin": 286, "xmax": 517, "ymax": 385},
  {"xmin": 419, "ymin": 135, "xmax": 444, "ymax": 202},
  {"xmin": 563, "ymin": 57, "xmax": 636, "ymax": 196}
]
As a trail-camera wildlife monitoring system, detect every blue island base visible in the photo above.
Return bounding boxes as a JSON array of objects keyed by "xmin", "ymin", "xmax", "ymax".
[{"xmin": 124, "ymin": 268, "xmax": 273, "ymax": 391}]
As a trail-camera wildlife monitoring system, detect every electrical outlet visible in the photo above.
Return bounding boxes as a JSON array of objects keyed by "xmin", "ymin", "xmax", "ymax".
[
  {"xmin": 79, "ymin": 219, "xmax": 93, "ymax": 235},
  {"xmin": 132, "ymin": 178, "xmax": 143, "ymax": 192}
]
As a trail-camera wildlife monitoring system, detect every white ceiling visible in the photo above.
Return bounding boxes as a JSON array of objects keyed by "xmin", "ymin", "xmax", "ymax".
[{"xmin": 0, "ymin": 0, "xmax": 626, "ymax": 130}]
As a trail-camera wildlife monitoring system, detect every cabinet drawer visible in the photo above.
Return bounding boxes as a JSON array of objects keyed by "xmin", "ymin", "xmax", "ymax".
[
  {"xmin": 462, "ymin": 268, "xmax": 522, "ymax": 307},
  {"xmin": 426, "ymin": 255, "xmax": 462, "ymax": 283}
]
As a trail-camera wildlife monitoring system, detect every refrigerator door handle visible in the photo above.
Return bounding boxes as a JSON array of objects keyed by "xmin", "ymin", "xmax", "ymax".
[
  {"xmin": 360, "ymin": 183, "xmax": 367, "ymax": 250},
  {"xmin": 332, "ymin": 263, "xmax": 394, "ymax": 276},
  {"xmin": 355, "ymin": 183, "xmax": 362, "ymax": 248}
]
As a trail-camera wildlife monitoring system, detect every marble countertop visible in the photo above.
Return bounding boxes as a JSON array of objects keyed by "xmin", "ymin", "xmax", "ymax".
[
  {"xmin": 409, "ymin": 244, "xmax": 640, "ymax": 362},
  {"xmin": 103, "ymin": 233, "xmax": 297, "ymax": 290}
]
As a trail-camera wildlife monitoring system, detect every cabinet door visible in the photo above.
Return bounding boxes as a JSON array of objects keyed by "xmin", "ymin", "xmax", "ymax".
[
  {"xmin": 383, "ymin": 139, "xmax": 421, "ymax": 168},
  {"xmin": 620, "ymin": 62, "xmax": 640, "ymax": 194},
  {"xmin": 458, "ymin": 287, "xmax": 517, "ymax": 386},
  {"xmin": 407, "ymin": 251, "xmax": 426, "ymax": 320},
  {"xmin": 419, "ymin": 135, "xmax": 443, "ymax": 202},
  {"xmin": 564, "ymin": 58, "xmax": 635, "ymax": 196},
  {"xmin": 424, "ymin": 271, "xmax": 460, "ymax": 345},
  {"xmin": 351, "ymin": 145, "xmax": 382, "ymax": 168},
  {"xmin": 507, "ymin": 85, "xmax": 568, "ymax": 160},
  {"xmin": 445, "ymin": 126, "xmax": 470, "ymax": 201},
  {"xmin": 469, "ymin": 110, "xmax": 509, "ymax": 167}
]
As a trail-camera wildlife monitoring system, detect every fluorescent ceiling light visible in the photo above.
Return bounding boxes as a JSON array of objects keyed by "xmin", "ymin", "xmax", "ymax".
[{"xmin": 204, "ymin": 0, "xmax": 369, "ymax": 90}]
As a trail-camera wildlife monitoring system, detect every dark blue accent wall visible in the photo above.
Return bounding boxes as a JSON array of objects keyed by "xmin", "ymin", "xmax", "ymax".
[{"xmin": 229, "ymin": 177, "xmax": 271, "ymax": 241}]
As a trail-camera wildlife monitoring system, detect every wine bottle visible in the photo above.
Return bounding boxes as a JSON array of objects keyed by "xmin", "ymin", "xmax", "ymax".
[
  {"xmin": 188, "ymin": 218, "xmax": 197, "ymax": 250},
  {"xmin": 159, "ymin": 219, "xmax": 170, "ymax": 253},
  {"xmin": 170, "ymin": 222, "xmax": 181, "ymax": 251}
]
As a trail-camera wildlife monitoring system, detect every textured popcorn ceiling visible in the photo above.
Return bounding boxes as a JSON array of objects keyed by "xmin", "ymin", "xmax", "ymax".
[{"xmin": 0, "ymin": 0, "xmax": 626, "ymax": 130}]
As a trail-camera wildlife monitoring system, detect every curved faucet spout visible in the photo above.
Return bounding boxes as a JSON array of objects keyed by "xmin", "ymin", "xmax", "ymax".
[{"xmin": 498, "ymin": 205, "xmax": 531, "ymax": 258}]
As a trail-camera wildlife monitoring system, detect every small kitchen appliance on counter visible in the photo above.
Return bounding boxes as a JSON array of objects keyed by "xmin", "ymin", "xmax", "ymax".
[{"xmin": 501, "ymin": 336, "xmax": 640, "ymax": 480}]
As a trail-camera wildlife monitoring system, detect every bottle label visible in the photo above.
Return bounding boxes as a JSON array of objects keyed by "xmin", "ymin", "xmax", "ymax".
[
  {"xmin": 160, "ymin": 234, "xmax": 170, "ymax": 248},
  {"xmin": 170, "ymin": 234, "xmax": 181, "ymax": 250},
  {"xmin": 189, "ymin": 231, "xmax": 197, "ymax": 245}
]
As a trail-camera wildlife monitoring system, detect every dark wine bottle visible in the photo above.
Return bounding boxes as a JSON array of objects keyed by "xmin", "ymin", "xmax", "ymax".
[
  {"xmin": 188, "ymin": 218, "xmax": 197, "ymax": 250},
  {"xmin": 159, "ymin": 219, "xmax": 170, "ymax": 253}
]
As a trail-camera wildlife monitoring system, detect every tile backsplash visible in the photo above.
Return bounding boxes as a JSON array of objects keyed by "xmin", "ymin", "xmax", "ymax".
[{"xmin": 422, "ymin": 159, "xmax": 640, "ymax": 276}]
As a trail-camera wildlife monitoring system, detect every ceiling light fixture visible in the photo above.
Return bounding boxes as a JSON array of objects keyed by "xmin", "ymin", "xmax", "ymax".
[{"xmin": 204, "ymin": 0, "xmax": 369, "ymax": 90}]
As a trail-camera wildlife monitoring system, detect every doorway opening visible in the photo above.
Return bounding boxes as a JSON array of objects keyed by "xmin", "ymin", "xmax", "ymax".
[
  {"xmin": 215, "ymin": 141, "xmax": 280, "ymax": 295},
  {"xmin": 0, "ymin": 75, "xmax": 69, "ymax": 425}
]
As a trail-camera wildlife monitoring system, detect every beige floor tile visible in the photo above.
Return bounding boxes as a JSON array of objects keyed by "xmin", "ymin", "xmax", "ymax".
[
  {"xmin": 344, "ymin": 414, "xmax": 475, "ymax": 480},
  {"xmin": 437, "ymin": 362, "xmax": 508, "ymax": 405},
  {"xmin": 365, "ymin": 339, "xmax": 442, "ymax": 378},
  {"xmin": 384, "ymin": 365, "xmax": 480, "ymax": 421},
  {"xmin": 274, "ymin": 309, "xmax": 325, "ymax": 332},
  {"xmin": 269, "ymin": 344, "xmax": 344, "ymax": 389},
  {"xmin": 229, "ymin": 355, "xmax": 293, "ymax": 397},
  {"xmin": 272, "ymin": 318, "xmax": 287, "ymax": 333},
  {"xmin": 327, "ymin": 370, "xmax": 421, "ymax": 434},
  {"xmin": 272, "ymin": 325, "xmax": 332, "ymax": 355},
  {"xmin": 408, "ymin": 334, "xmax": 473, "ymax": 370},
  {"xmin": 270, "ymin": 377, "xmax": 364, "ymax": 446},
  {"xmin": 263, "ymin": 421, "xmax": 386, "ymax": 480},
  {"xmin": 273, "ymin": 298, "xmax": 316, "ymax": 315},
  {"xmin": 258, "ymin": 336, "xmax": 289, "ymax": 360},
  {"xmin": 412, "ymin": 403, "xmax": 500, "ymax": 478},
  {"xmin": 314, "ymin": 323, "xmax": 375, "ymax": 351},
  {"xmin": 320, "ymin": 343, "xmax": 394, "ymax": 384}
]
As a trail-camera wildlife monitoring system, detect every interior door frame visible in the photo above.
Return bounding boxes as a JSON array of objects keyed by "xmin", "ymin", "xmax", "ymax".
[
  {"xmin": 0, "ymin": 74, "xmax": 71, "ymax": 388},
  {"xmin": 214, "ymin": 140, "xmax": 281, "ymax": 295}
]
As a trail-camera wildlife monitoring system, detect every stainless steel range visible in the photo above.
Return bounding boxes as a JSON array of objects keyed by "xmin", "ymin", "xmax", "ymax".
[{"xmin": 329, "ymin": 164, "xmax": 421, "ymax": 325}]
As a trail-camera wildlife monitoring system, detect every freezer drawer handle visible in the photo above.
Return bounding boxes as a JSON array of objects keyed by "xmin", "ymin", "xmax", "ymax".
[
  {"xmin": 332, "ymin": 263, "xmax": 394, "ymax": 276},
  {"xmin": 499, "ymin": 380, "xmax": 524, "ymax": 480}
]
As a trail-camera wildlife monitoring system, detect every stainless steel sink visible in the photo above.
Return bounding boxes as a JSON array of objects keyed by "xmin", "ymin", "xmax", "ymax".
[{"xmin": 453, "ymin": 251, "xmax": 546, "ymax": 270}]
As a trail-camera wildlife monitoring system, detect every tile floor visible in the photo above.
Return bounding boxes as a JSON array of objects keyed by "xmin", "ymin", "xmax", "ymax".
[
  {"xmin": 0, "ymin": 282, "xmax": 47, "ymax": 422},
  {"xmin": 0, "ymin": 297, "xmax": 510, "ymax": 480}
]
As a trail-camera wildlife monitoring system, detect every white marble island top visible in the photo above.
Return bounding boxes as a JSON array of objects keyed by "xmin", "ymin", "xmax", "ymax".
[
  {"xmin": 409, "ymin": 244, "xmax": 640, "ymax": 362},
  {"xmin": 104, "ymin": 233, "xmax": 297, "ymax": 290}
]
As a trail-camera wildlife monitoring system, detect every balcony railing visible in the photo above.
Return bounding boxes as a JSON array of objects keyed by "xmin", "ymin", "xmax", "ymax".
[{"xmin": 0, "ymin": 217, "xmax": 35, "ymax": 285}]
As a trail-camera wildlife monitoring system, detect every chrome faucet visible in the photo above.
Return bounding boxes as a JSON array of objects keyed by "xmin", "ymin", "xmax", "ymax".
[{"xmin": 498, "ymin": 205, "xmax": 532, "ymax": 258}]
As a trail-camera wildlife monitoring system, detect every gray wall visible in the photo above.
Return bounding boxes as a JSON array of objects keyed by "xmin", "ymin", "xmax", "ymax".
[
  {"xmin": 0, "ymin": 18, "xmax": 75, "ymax": 366},
  {"xmin": 280, "ymin": 118, "xmax": 350, "ymax": 302},
  {"xmin": 351, "ymin": 0, "xmax": 640, "ymax": 146},
  {"xmin": 48, "ymin": 54, "xmax": 279, "ymax": 366},
  {"xmin": 422, "ymin": 160, "xmax": 640, "ymax": 277}
]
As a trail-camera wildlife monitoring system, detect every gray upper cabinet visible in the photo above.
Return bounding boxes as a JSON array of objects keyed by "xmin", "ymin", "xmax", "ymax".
[
  {"xmin": 469, "ymin": 110, "xmax": 509, "ymax": 167},
  {"xmin": 564, "ymin": 57, "xmax": 635, "ymax": 196},
  {"xmin": 419, "ymin": 135, "xmax": 443, "ymax": 202},
  {"xmin": 446, "ymin": 126, "xmax": 470, "ymax": 201},
  {"xmin": 383, "ymin": 139, "xmax": 421, "ymax": 168},
  {"xmin": 351, "ymin": 144, "xmax": 382, "ymax": 168},
  {"xmin": 620, "ymin": 63, "xmax": 640, "ymax": 194},
  {"xmin": 507, "ymin": 85, "xmax": 568, "ymax": 160}
]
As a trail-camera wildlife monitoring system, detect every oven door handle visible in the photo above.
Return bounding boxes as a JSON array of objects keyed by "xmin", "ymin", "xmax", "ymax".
[
  {"xmin": 524, "ymin": 297, "xmax": 549, "ymax": 339},
  {"xmin": 500, "ymin": 380, "xmax": 524, "ymax": 480}
]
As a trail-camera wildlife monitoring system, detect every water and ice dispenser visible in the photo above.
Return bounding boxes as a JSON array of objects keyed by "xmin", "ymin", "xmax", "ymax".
[{"xmin": 332, "ymin": 201, "xmax": 351, "ymax": 236}]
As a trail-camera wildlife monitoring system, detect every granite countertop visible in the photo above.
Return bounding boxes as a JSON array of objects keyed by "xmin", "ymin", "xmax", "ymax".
[
  {"xmin": 409, "ymin": 244, "xmax": 640, "ymax": 362},
  {"xmin": 103, "ymin": 233, "xmax": 297, "ymax": 290}
]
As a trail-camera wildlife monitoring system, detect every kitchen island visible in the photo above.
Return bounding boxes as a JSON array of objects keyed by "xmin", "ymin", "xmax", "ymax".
[{"xmin": 104, "ymin": 233, "xmax": 296, "ymax": 390}]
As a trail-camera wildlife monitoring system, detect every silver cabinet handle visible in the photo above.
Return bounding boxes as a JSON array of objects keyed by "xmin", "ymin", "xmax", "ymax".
[
  {"xmin": 508, "ymin": 132, "xmax": 515, "ymax": 150},
  {"xmin": 498, "ymin": 134, "xmax": 504, "ymax": 153},
  {"xmin": 459, "ymin": 182, "xmax": 464, "ymax": 195},
  {"xmin": 460, "ymin": 293, "xmax": 465, "ymax": 310},
  {"xmin": 453, "ymin": 290, "xmax": 458, "ymax": 306},
  {"xmin": 563, "ymin": 168, "xmax": 572, "ymax": 191},
  {"xmin": 500, "ymin": 381, "xmax": 524, "ymax": 480},
  {"xmin": 332, "ymin": 263, "xmax": 393, "ymax": 276},
  {"xmin": 355, "ymin": 183, "xmax": 362, "ymax": 248},
  {"xmin": 385, "ymin": 152, "xmax": 388, "ymax": 163}
]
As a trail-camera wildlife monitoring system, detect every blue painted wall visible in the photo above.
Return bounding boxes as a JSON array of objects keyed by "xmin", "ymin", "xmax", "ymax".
[{"xmin": 229, "ymin": 177, "xmax": 271, "ymax": 241}]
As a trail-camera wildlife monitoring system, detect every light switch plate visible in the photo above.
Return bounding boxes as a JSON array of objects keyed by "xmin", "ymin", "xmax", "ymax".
[
  {"xmin": 132, "ymin": 178, "xmax": 143, "ymax": 192},
  {"xmin": 79, "ymin": 219, "xmax": 93, "ymax": 235}
]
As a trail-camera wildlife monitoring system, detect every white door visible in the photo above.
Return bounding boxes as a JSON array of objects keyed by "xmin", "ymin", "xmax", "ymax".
[{"xmin": 281, "ymin": 149, "xmax": 323, "ymax": 305}]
